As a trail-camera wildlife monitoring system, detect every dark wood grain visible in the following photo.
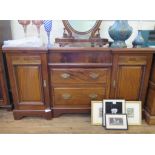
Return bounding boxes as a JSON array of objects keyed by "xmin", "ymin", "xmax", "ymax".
[
  {"xmin": 53, "ymin": 87, "xmax": 106, "ymax": 105},
  {"xmin": 51, "ymin": 68, "xmax": 110, "ymax": 84}
]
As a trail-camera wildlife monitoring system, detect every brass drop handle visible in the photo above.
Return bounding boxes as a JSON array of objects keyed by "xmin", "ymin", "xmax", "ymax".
[
  {"xmin": 62, "ymin": 93, "xmax": 72, "ymax": 100},
  {"xmin": 61, "ymin": 73, "xmax": 70, "ymax": 79},
  {"xmin": 113, "ymin": 80, "xmax": 116, "ymax": 88},
  {"xmin": 89, "ymin": 93, "xmax": 98, "ymax": 99},
  {"xmin": 129, "ymin": 57, "xmax": 137, "ymax": 62},
  {"xmin": 43, "ymin": 80, "xmax": 46, "ymax": 87},
  {"xmin": 89, "ymin": 73, "xmax": 99, "ymax": 79}
]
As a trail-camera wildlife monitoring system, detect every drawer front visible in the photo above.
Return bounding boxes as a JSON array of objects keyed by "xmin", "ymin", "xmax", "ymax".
[
  {"xmin": 118, "ymin": 56, "xmax": 147, "ymax": 65},
  {"xmin": 12, "ymin": 55, "xmax": 41, "ymax": 65},
  {"xmin": 51, "ymin": 68, "xmax": 110, "ymax": 84},
  {"xmin": 49, "ymin": 52, "xmax": 112, "ymax": 63},
  {"xmin": 53, "ymin": 87, "xmax": 106, "ymax": 105}
]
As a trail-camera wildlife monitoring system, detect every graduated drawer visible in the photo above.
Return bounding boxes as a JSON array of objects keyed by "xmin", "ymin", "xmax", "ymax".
[
  {"xmin": 51, "ymin": 68, "xmax": 110, "ymax": 84},
  {"xmin": 53, "ymin": 87, "xmax": 106, "ymax": 105},
  {"xmin": 118, "ymin": 55, "xmax": 147, "ymax": 65}
]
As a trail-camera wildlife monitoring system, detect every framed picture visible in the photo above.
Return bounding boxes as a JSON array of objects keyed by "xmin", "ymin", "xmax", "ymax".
[
  {"xmin": 105, "ymin": 114, "xmax": 128, "ymax": 130},
  {"xmin": 91, "ymin": 101, "xmax": 103, "ymax": 125},
  {"xmin": 102, "ymin": 99, "xmax": 125, "ymax": 126},
  {"xmin": 126, "ymin": 101, "xmax": 142, "ymax": 125}
]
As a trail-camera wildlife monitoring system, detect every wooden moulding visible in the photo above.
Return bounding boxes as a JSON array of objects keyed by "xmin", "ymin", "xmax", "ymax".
[
  {"xmin": 13, "ymin": 109, "xmax": 52, "ymax": 120},
  {"xmin": 53, "ymin": 108, "xmax": 91, "ymax": 117}
]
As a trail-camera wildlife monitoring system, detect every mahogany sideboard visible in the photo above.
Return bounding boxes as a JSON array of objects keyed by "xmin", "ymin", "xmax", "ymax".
[{"xmin": 2, "ymin": 47, "xmax": 155, "ymax": 124}]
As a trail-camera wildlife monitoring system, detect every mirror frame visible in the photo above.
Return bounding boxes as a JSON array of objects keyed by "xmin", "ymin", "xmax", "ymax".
[
  {"xmin": 62, "ymin": 20, "xmax": 102, "ymax": 37},
  {"xmin": 55, "ymin": 20, "xmax": 109, "ymax": 47}
]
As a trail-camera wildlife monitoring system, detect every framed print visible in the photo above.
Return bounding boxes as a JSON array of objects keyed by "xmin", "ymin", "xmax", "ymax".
[
  {"xmin": 102, "ymin": 99, "xmax": 125, "ymax": 126},
  {"xmin": 91, "ymin": 101, "xmax": 103, "ymax": 125},
  {"xmin": 105, "ymin": 114, "xmax": 128, "ymax": 130},
  {"xmin": 126, "ymin": 101, "xmax": 142, "ymax": 125}
]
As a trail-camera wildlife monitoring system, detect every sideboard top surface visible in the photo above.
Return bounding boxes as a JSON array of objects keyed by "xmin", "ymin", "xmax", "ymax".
[{"xmin": 2, "ymin": 46, "xmax": 155, "ymax": 54}]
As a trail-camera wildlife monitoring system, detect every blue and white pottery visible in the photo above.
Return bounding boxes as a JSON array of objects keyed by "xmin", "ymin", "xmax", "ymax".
[
  {"xmin": 43, "ymin": 20, "xmax": 52, "ymax": 48},
  {"xmin": 108, "ymin": 20, "xmax": 133, "ymax": 48},
  {"xmin": 132, "ymin": 30, "xmax": 145, "ymax": 47}
]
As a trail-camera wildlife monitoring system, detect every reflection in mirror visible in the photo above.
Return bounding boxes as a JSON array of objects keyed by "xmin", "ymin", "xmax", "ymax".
[{"xmin": 68, "ymin": 20, "xmax": 97, "ymax": 32}]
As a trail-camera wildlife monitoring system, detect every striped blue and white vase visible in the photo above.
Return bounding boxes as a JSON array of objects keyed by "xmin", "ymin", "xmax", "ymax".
[{"xmin": 43, "ymin": 20, "xmax": 52, "ymax": 48}]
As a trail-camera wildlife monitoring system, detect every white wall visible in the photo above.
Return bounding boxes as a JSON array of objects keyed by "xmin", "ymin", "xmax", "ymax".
[{"xmin": 11, "ymin": 20, "xmax": 155, "ymax": 47}]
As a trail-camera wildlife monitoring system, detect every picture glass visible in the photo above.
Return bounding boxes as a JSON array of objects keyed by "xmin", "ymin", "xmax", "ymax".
[
  {"xmin": 106, "ymin": 114, "xmax": 128, "ymax": 130},
  {"xmin": 126, "ymin": 101, "xmax": 142, "ymax": 125},
  {"xmin": 109, "ymin": 117, "xmax": 124, "ymax": 126},
  {"xmin": 127, "ymin": 108, "xmax": 134, "ymax": 118},
  {"xmin": 105, "ymin": 101, "xmax": 123, "ymax": 114},
  {"xmin": 99, "ymin": 107, "xmax": 102, "ymax": 118}
]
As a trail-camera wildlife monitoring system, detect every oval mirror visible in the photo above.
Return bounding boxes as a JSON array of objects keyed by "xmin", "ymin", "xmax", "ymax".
[{"xmin": 62, "ymin": 20, "xmax": 102, "ymax": 35}]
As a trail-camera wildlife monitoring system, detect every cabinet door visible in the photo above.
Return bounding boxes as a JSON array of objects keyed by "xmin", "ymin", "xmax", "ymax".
[
  {"xmin": 7, "ymin": 54, "xmax": 49, "ymax": 109},
  {"xmin": 116, "ymin": 66, "xmax": 144, "ymax": 100},
  {"xmin": 112, "ymin": 54, "xmax": 152, "ymax": 103}
]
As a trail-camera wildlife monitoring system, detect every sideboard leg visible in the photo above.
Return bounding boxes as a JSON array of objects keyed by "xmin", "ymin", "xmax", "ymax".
[
  {"xmin": 44, "ymin": 111, "xmax": 52, "ymax": 120},
  {"xmin": 13, "ymin": 111, "xmax": 24, "ymax": 120}
]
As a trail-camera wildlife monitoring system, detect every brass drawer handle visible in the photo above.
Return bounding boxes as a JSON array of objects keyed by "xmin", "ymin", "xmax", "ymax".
[
  {"xmin": 89, "ymin": 73, "xmax": 99, "ymax": 79},
  {"xmin": 89, "ymin": 93, "xmax": 98, "ymax": 99},
  {"xmin": 61, "ymin": 73, "xmax": 70, "ymax": 79},
  {"xmin": 62, "ymin": 93, "xmax": 72, "ymax": 100},
  {"xmin": 128, "ymin": 58, "xmax": 137, "ymax": 62},
  {"xmin": 43, "ymin": 80, "xmax": 46, "ymax": 87}
]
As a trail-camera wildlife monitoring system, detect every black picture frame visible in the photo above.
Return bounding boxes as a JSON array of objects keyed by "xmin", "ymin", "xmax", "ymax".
[
  {"xmin": 102, "ymin": 99, "xmax": 125, "ymax": 126},
  {"xmin": 105, "ymin": 114, "xmax": 128, "ymax": 130}
]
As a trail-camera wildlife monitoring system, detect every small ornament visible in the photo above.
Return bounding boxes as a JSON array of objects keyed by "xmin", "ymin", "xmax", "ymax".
[
  {"xmin": 18, "ymin": 20, "xmax": 31, "ymax": 37},
  {"xmin": 108, "ymin": 20, "xmax": 133, "ymax": 48},
  {"xmin": 32, "ymin": 20, "xmax": 43, "ymax": 38},
  {"xmin": 132, "ymin": 30, "xmax": 145, "ymax": 48},
  {"xmin": 43, "ymin": 20, "xmax": 52, "ymax": 48}
]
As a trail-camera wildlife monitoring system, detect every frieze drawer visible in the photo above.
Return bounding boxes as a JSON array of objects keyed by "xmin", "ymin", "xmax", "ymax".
[
  {"xmin": 48, "ymin": 51, "xmax": 112, "ymax": 63},
  {"xmin": 118, "ymin": 55, "xmax": 147, "ymax": 65},
  {"xmin": 12, "ymin": 55, "xmax": 41, "ymax": 65}
]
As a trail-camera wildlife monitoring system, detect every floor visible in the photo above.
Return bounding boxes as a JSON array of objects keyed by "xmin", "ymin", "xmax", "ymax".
[{"xmin": 0, "ymin": 110, "xmax": 155, "ymax": 134}]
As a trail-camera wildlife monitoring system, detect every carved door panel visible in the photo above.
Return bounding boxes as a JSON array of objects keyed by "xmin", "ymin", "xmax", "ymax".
[
  {"xmin": 14, "ymin": 65, "xmax": 44, "ymax": 104},
  {"xmin": 116, "ymin": 66, "xmax": 144, "ymax": 100}
]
